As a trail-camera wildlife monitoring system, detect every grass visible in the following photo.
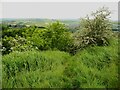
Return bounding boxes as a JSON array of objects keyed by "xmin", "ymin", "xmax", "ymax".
[
  {"xmin": 0, "ymin": 53, "xmax": 2, "ymax": 89},
  {"xmin": 2, "ymin": 50, "xmax": 70, "ymax": 88},
  {"xmin": 64, "ymin": 46, "xmax": 118, "ymax": 88},
  {"xmin": 2, "ymin": 38, "xmax": 118, "ymax": 88}
]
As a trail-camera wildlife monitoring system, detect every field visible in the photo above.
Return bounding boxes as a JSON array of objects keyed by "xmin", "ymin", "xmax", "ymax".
[{"xmin": 1, "ymin": 8, "xmax": 119, "ymax": 88}]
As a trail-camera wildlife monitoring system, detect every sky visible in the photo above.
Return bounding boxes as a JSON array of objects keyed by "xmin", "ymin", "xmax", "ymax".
[{"xmin": 1, "ymin": 2, "xmax": 118, "ymax": 20}]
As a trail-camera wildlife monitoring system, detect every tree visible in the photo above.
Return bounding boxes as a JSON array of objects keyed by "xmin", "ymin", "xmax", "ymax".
[
  {"xmin": 75, "ymin": 7, "xmax": 112, "ymax": 48},
  {"xmin": 29, "ymin": 21, "xmax": 73, "ymax": 52},
  {"xmin": 46, "ymin": 21, "xmax": 73, "ymax": 51}
]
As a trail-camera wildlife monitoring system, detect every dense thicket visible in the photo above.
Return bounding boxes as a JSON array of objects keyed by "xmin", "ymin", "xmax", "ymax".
[{"xmin": 1, "ymin": 21, "xmax": 73, "ymax": 55}]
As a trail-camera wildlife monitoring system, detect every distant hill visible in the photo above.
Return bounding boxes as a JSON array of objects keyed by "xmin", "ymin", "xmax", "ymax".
[
  {"xmin": 1, "ymin": 18, "xmax": 119, "ymax": 32},
  {"xmin": 2, "ymin": 18, "xmax": 79, "ymax": 25}
]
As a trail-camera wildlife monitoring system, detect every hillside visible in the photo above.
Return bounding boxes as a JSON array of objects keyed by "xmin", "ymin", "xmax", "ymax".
[{"xmin": 1, "ymin": 8, "xmax": 119, "ymax": 88}]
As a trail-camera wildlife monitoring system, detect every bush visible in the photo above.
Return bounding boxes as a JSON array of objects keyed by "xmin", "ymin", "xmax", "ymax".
[
  {"xmin": 28, "ymin": 21, "xmax": 74, "ymax": 52},
  {"xmin": 2, "ymin": 22, "xmax": 74, "ymax": 54},
  {"xmin": 27, "ymin": 28, "xmax": 51, "ymax": 50},
  {"xmin": 74, "ymin": 7, "xmax": 113, "ymax": 49},
  {"xmin": 2, "ymin": 25, "xmax": 37, "ymax": 54},
  {"xmin": 44, "ymin": 21, "xmax": 73, "ymax": 52},
  {"xmin": 2, "ymin": 35, "xmax": 36, "ymax": 54}
]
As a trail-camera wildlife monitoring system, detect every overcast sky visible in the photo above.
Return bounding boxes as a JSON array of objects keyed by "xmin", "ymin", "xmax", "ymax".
[{"xmin": 1, "ymin": 2, "xmax": 118, "ymax": 20}]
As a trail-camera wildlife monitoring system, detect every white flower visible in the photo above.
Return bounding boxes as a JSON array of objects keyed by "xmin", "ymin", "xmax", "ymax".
[{"xmin": 35, "ymin": 47, "xmax": 38, "ymax": 50}]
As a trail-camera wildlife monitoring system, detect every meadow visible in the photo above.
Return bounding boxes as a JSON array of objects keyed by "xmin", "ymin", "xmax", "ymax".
[{"xmin": 1, "ymin": 7, "xmax": 119, "ymax": 88}]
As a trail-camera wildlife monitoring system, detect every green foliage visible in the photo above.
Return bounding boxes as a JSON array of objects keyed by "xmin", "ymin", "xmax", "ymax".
[
  {"xmin": 28, "ymin": 21, "xmax": 73, "ymax": 52},
  {"xmin": 2, "ymin": 35, "xmax": 35, "ymax": 54},
  {"xmin": 2, "ymin": 21, "xmax": 73, "ymax": 54},
  {"xmin": 27, "ymin": 28, "xmax": 51, "ymax": 50},
  {"xmin": 2, "ymin": 26, "xmax": 37, "ymax": 54},
  {"xmin": 2, "ymin": 39, "xmax": 118, "ymax": 88},
  {"xmin": 2, "ymin": 27, "xmax": 27, "ymax": 38},
  {"xmin": 45, "ymin": 21, "xmax": 73, "ymax": 51}
]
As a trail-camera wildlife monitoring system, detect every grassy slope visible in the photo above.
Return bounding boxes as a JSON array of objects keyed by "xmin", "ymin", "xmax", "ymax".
[
  {"xmin": 2, "ymin": 50, "xmax": 71, "ymax": 88},
  {"xmin": 2, "ymin": 38, "xmax": 118, "ymax": 88}
]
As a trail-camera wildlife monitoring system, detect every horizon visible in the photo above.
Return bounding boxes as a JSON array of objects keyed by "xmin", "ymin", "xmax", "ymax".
[{"xmin": 0, "ymin": 18, "xmax": 118, "ymax": 22}]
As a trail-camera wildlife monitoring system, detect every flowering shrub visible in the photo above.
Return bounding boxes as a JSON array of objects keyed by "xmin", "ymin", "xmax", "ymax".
[{"xmin": 74, "ymin": 7, "xmax": 113, "ymax": 49}]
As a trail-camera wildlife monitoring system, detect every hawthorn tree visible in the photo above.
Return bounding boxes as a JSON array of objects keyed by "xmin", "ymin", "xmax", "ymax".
[{"xmin": 75, "ymin": 7, "xmax": 112, "ymax": 48}]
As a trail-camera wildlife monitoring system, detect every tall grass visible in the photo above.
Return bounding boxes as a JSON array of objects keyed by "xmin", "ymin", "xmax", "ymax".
[
  {"xmin": 0, "ymin": 52, "xmax": 2, "ymax": 89},
  {"xmin": 64, "ymin": 46, "xmax": 118, "ymax": 88},
  {"xmin": 63, "ymin": 38, "xmax": 118, "ymax": 88},
  {"xmin": 2, "ymin": 50, "xmax": 71, "ymax": 88},
  {"xmin": 2, "ymin": 38, "xmax": 118, "ymax": 88}
]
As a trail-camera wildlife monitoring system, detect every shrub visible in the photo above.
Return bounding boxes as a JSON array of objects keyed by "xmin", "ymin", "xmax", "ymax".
[
  {"xmin": 28, "ymin": 21, "xmax": 74, "ymax": 52},
  {"xmin": 2, "ymin": 25, "xmax": 37, "ymax": 54},
  {"xmin": 27, "ymin": 28, "xmax": 53, "ymax": 50},
  {"xmin": 2, "ymin": 35, "xmax": 35, "ymax": 54},
  {"xmin": 44, "ymin": 21, "xmax": 73, "ymax": 51},
  {"xmin": 2, "ymin": 22, "xmax": 74, "ymax": 54},
  {"xmin": 74, "ymin": 7, "xmax": 113, "ymax": 49}
]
